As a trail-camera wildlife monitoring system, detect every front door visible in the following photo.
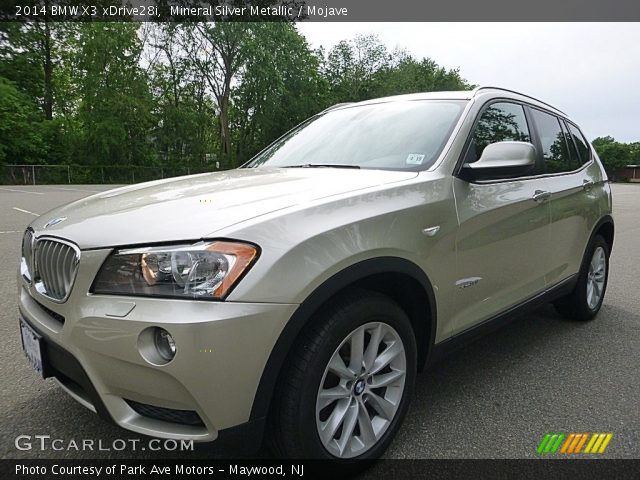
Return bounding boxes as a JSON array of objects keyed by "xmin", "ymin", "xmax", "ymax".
[{"xmin": 450, "ymin": 101, "xmax": 551, "ymax": 334}]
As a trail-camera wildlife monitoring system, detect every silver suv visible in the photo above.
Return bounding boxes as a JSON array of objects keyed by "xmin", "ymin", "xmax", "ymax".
[{"xmin": 18, "ymin": 87, "xmax": 613, "ymax": 460}]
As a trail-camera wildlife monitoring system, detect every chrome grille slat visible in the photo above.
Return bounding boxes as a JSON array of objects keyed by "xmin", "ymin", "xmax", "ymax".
[
  {"xmin": 49, "ymin": 242, "xmax": 59, "ymax": 297},
  {"xmin": 60, "ymin": 246, "xmax": 69, "ymax": 296},
  {"xmin": 61, "ymin": 247, "xmax": 70, "ymax": 293},
  {"xmin": 56, "ymin": 246, "xmax": 63, "ymax": 296},
  {"xmin": 27, "ymin": 236, "xmax": 80, "ymax": 303},
  {"xmin": 53, "ymin": 242, "xmax": 63, "ymax": 297},
  {"xmin": 46, "ymin": 242, "xmax": 57, "ymax": 296},
  {"xmin": 42, "ymin": 242, "xmax": 51, "ymax": 291},
  {"xmin": 50, "ymin": 242, "xmax": 58, "ymax": 296},
  {"xmin": 36, "ymin": 242, "xmax": 44, "ymax": 282},
  {"xmin": 21, "ymin": 229, "xmax": 34, "ymax": 281}
]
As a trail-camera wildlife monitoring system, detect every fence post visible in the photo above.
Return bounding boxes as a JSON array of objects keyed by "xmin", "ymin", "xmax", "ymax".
[
  {"xmin": 101, "ymin": 167, "xmax": 105, "ymax": 184},
  {"xmin": 32, "ymin": 165, "xmax": 35, "ymax": 185},
  {"xmin": 67, "ymin": 166, "xmax": 71, "ymax": 184},
  {"xmin": 161, "ymin": 167, "xmax": 164, "ymax": 179},
  {"xmin": 132, "ymin": 170, "xmax": 135, "ymax": 183}
]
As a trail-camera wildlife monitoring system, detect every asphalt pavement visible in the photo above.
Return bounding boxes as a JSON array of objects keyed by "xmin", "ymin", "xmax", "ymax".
[{"xmin": 0, "ymin": 183, "xmax": 638, "ymax": 460}]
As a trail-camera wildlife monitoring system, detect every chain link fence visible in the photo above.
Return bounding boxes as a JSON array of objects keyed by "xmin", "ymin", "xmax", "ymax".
[{"xmin": 1, "ymin": 164, "xmax": 218, "ymax": 185}]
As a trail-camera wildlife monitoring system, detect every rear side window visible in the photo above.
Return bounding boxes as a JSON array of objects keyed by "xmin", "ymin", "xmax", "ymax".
[
  {"xmin": 530, "ymin": 109, "xmax": 573, "ymax": 174},
  {"xmin": 562, "ymin": 122, "xmax": 582, "ymax": 171},
  {"xmin": 567, "ymin": 123, "xmax": 592, "ymax": 164},
  {"xmin": 466, "ymin": 102, "xmax": 531, "ymax": 163}
]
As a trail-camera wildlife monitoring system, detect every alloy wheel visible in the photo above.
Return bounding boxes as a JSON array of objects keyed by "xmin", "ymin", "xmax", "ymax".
[
  {"xmin": 587, "ymin": 246, "xmax": 606, "ymax": 310},
  {"xmin": 315, "ymin": 322, "xmax": 406, "ymax": 458}
]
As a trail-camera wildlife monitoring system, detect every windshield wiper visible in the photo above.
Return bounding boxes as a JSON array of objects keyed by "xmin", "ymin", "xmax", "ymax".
[{"xmin": 282, "ymin": 163, "xmax": 361, "ymax": 169}]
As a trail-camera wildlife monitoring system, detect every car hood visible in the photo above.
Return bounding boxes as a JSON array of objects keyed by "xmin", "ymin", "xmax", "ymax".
[{"xmin": 30, "ymin": 168, "xmax": 417, "ymax": 249}]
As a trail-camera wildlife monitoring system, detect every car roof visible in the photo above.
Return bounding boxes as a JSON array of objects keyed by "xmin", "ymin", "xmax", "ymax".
[{"xmin": 329, "ymin": 86, "xmax": 567, "ymax": 119}]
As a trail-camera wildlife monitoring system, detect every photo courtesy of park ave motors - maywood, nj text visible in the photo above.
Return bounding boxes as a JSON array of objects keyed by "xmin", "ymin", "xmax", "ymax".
[{"xmin": 1, "ymin": 1, "xmax": 639, "ymax": 478}]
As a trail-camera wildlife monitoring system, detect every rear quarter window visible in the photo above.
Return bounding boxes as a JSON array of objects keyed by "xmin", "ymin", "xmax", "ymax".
[{"xmin": 567, "ymin": 123, "xmax": 592, "ymax": 164}]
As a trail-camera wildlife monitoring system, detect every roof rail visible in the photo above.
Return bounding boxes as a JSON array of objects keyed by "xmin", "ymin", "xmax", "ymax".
[
  {"xmin": 472, "ymin": 86, "xmax": 566, "ymax": 115},
  {"xmin": 322, "ymin": 102, "xmax": 353, "ymax": 113}
]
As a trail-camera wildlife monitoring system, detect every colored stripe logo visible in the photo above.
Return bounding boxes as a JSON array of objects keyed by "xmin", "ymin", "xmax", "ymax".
[{"xmin": 537, "ymin": 433, "xmax": 612, "ymax": 454}]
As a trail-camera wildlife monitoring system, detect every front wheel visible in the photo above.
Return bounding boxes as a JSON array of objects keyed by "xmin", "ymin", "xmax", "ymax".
[
  {"xmin": 554, "ymin": 235, "xmax": 610, "ymax": 321},
  {"xmin": 270, "ymin": 290, "xmax": 417, "ymax": 460}
]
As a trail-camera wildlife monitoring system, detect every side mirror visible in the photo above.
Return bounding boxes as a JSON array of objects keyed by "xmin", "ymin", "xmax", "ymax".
[{"xmin": 461, "ymin": 141, "xmax": 537, "ymax": 181}]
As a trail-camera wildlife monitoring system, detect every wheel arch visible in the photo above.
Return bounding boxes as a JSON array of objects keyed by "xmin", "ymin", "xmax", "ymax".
[
  {"xmin": 249, "ymin": 256, "xmax": 437, "ymax": 422},
  {"xmin": 593, "ymin": 215, "xmax": 614, "ymax": 253}
]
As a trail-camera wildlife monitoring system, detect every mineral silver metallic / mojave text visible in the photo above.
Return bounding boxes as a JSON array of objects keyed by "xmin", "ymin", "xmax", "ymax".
[{"xmin": 170, "ymin": 5, "xmax": 349, "ymax": 18}]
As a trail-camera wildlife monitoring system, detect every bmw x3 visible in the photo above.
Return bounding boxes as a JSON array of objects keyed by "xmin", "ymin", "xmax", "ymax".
[{"xmin": 18, "ymin": 86, "xmax": 613, "ymax": 460}]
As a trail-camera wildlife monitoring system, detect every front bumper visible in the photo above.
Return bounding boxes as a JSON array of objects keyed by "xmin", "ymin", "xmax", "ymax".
[{"xmin": 18, "ymin": 248, "xmax": 297, "ymax": 442}]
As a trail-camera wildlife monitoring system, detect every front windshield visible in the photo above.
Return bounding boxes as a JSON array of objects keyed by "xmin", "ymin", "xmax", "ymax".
[{"xmin": 245, "ymin": 100, "xmax": 466, "ymax": 171}]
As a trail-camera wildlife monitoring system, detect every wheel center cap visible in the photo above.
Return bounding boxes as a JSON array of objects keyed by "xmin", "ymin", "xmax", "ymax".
[{"xmin": 354, "ymin": 379, "xmax": 365, "ymax": 396}]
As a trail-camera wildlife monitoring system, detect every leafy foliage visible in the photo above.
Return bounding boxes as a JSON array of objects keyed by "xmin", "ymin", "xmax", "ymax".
[
  {"xmin": 0, "ymin": 23, "xmax": 477, "ymax": 177},
  {"xmin": 0, "ymin": 77, "xmax": 45, "ymax": 164},
  {"xmin": 75, "ymin": 23, "xmax": 154, "ymax": 167},
  {"xmin": 471, "ymin": 106, "xmax": 530, "ymax": 160},
  {"xmin": 592, "ymin": 136, "xmax": 637, "ymax": 178},
  {"xmin": 322, "ymin": 35, "xmax": 472, "ymax": 104},
  {"xmin": 232, "ymin": 23, "xmax": 327, "ymax": 163}
]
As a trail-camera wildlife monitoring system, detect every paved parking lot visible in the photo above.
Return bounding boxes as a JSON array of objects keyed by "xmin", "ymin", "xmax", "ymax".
[{"xmin": 1, "ymin": 183, "xmax": 638, "ymax": 459}]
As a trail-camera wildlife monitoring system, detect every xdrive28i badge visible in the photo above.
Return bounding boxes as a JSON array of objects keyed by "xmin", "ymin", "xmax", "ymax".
[{"xmin": 43, "ymin": 217, "xmax": 67, "ymax": 229}]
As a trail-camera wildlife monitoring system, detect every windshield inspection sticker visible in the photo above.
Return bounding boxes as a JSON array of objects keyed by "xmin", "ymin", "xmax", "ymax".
[{"xmin": 406, "ymin": 153, "xmax": 425, "ymax": 165}]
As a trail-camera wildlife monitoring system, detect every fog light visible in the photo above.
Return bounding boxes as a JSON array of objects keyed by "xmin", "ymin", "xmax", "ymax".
[{"xmin": 154, "ymin": 328, "xmax": 176, "ymax": 362}]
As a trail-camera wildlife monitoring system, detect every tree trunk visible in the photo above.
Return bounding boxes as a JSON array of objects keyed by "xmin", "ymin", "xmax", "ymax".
[
  {"xmin": 218, "ymin": 97, "xmax": 231, "ymax": 167},
  {"xmin": 43, "ymin": 10, "xmax": 53, "ymax": 120}
]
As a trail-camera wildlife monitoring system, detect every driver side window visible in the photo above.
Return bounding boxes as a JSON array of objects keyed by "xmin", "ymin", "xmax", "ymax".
[{"xmin": 465, "ymin": 102, "xmax": 531, "ymax": 164}]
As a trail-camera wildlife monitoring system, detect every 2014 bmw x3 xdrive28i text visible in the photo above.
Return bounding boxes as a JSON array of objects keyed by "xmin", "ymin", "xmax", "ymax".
[{"xmin": 18, "ymin": 87, "xmax": 613, "ymax": 460}]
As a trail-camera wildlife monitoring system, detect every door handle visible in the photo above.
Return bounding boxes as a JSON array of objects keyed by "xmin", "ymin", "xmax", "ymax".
[
  {"xmin": 582, "ymin": 180, "xmax": 595, "ymax": 191},
  {"xmin": 532, "ymin": 190, "xmax": 551, "ymax": 202}
]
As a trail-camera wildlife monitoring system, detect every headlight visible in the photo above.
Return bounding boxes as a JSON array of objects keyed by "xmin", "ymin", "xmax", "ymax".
[{"xmin": 92, "ymin": 241, "xmax": 258, "ymax": 300}]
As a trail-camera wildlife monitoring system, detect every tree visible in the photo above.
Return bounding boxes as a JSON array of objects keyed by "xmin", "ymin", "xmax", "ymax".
[
  {"xmin": 592, "ymin": 136, "xmax": 633, "ymax": 178},
  {"xmin": 374, "ymin": 52, "xmax": 472, "ymax": 97},
  {"xmin": 322, "ymin": 35, "xmax": 472, "ymax": 105},
  {"xmin": 1, "ymin": 21, "xmax": 83, "ymax": 166},
  {"xmin": 231, "ymin": 23, "xmax": 327, "ymax": 164},
  {"xmin": 74, "ymin": 23, "xmax": 153, "ymax": 167},
  {"xmin": 323, "ymin": 34, "xmax": 391, "ymax": 103},
  {"xmin": 1, "ymin": 21, "xmax": 484, "ymax": 183},
  {"xmin": 145, "ymin": 24, "xmax": 217, "ymax": 170},
  {"xmin": 629, "ymin": 142, "xmax": 640, "ymax": 164},
  {"xmin": 180, "ymin": 22, "xmax": 252, "ymax": 166},
  {"xmin": 0, "ymin": 20, "xmax": 79, "ymax": 120},
  {"xmin": 0, "ymin": 77, "xmax": 45, "ymax": 165}
]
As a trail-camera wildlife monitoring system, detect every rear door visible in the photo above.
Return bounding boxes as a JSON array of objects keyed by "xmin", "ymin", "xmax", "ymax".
[
  {"xmin": 451, "ymin": 101, "xmax": 551, "ymax": 334},
  {"xmin": 526, "ymin": 108, "xmax": 602, "ymax": 286}
]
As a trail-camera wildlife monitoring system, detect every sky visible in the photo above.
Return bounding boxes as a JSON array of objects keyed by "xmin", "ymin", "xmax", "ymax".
[{"xmin": 297, "ymin": 23, "xmax": 640, "ymax": 142}]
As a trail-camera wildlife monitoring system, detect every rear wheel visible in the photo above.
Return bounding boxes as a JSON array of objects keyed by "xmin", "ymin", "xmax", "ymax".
[
  {"xmin": 270, "ymin": 290, "xmax": 417, "ymax": 460},
  {"xmin": 554, "ymin": 235, "xmax": 609, "ymax": 321}
]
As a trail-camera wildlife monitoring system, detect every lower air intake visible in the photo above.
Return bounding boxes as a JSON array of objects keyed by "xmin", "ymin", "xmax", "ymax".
[{"xmin": 125, "ymin": 399, "xmax": 205, "ymax": 426}]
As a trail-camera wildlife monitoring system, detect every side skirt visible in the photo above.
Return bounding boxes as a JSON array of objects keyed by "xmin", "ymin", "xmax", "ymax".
[{"xmin": 427, "ymin": 274, "xmax": 578, "ymax": 366}]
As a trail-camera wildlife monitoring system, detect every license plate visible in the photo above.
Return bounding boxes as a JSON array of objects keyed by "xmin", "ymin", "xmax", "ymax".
[{"xmin": 20, "ymin": 319, "xmax": 44, "ymax": 377}]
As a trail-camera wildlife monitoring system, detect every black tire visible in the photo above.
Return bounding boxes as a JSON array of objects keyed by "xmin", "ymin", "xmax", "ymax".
[
  {"xmin": 269, "ymin": 289, "xmax": 417, "ymax": 462},
  {"xmin": 554, "ymin": 235, "xmax": 610, "ymax": 321}
]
